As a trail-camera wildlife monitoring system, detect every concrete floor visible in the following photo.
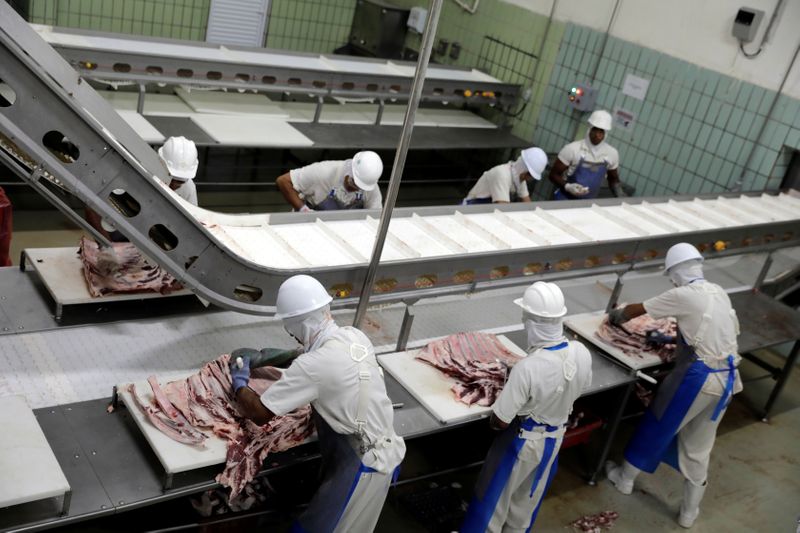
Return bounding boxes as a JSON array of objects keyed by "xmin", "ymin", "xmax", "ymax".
[{"xmin": 6, "ymin": 209, "xmax": 800, "ymax": 532}]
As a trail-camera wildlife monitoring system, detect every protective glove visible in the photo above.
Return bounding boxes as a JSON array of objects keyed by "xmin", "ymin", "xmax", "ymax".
[
  {"xmin": 564, "ymin": 182, "xmax": 590, "ymax": 197},
  {"xmin": 298, "ymin": 204, "xmax": 312, "ymax": 213},
  {"xmin": 230, "ymin": 356, "xmax": 251, "ymax": 394},
  {"xmin": 611, "ymin": 183, "xmax": 627, "ymax": 198},
  {"xmin": 96, "ymin": 245, "xmax": 121, "ymax": 276},
  {"xmin": 608, "ymin": 307, "xmax": 627, "ymax": 327},
  {"xmin": 645, "ymin": 330, "xmax": 676, "ymax": 347}
]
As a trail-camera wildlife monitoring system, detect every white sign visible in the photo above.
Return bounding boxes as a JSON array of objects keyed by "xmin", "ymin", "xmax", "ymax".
[
  {"xmin": 613, "ymin": 107, "xmax": 636, "ymax": 131},
  {"xmin": 622, "ymin": 73, "xmax": 650, "ymax": 101}
]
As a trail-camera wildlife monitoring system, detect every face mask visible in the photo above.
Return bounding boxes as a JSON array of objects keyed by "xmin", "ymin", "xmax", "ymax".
[
  {"xmin": 668, "ymin": 260, "xmax": 704, "ymax": 287},
  {"xmin": 283, "ymin": 306, "xmax": 334, "ymax": 348},
  {"xmin": 524, "ymin": 313, "xmax": 564, "ymax": 350}
]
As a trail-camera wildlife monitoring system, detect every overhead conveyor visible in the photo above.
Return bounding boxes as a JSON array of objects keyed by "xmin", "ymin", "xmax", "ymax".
[{"xmin": 2, "ymin": 3, "xmax": 800, "ymax": 317}]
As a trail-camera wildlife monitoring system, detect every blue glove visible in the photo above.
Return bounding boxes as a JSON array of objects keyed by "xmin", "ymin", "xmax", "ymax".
[
  {"xmin": 608, "ymin": 308, "xmax": 627, "ymax": 327},
  {"xmin": 230, "ymin": 356, "xmax": 251, "ymax": 394},
  {"xmin": 645, "ymin": 330, "xmax": 676, "ymax": 347}
]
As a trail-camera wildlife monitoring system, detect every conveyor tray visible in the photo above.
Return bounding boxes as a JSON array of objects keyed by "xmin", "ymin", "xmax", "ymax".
[
  {"xmin": 565, "ymin": 311, "xmax": 664, "ymax": 370},
  {"xmin": 21, "ymin": 247, "xmax": 194, "ymax": 320},
  {"xmin": 377, "ymin": 335, "xmax": 526, "ymax": 424}
]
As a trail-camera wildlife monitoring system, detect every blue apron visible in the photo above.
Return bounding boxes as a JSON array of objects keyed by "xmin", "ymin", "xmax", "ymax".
[
  {"xmin": 463, "ymin": 197, "xmax": 493, "ymax": 205},
  {"xmin": 461, "ymin": 343, "xmax": 568, "ymax": 533},
  {"xmin": 312, "ymin": 189, "xmax": 364, "ymax": 211},
  {"xmin": 624, "ymin": 336, "xmax": 736, "ymax": 474},
  {"xmin": 291, "ymin": 411, "xmax": 398, "ymax": 533},
  {"xmin": 554, "ymin": 156, "xmax": 607, "ymax": 200}
]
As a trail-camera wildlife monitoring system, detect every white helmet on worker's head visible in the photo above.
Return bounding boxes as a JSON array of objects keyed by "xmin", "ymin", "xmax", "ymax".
[
  {"xmin": 158, "ymin": 136, "xmax": 198, "ymax": 181},
  {"xmin": 514, "ymin": 281, "xmax": 567, "ymax": 319},
  {"xmin": 275, "ymin": 275, "xmax": 333, "ymax": 320},
  {"xmin": 663, "ymin": 242, "xmax": 703, "ymax": 273},
  {"xmin": 520, "ymin": 147, "xmax": 548, "ymax": 181},
  {"xmin": 587, "ymin": 110, "xmax": 613, "ymax": 131},
  {"xmin": 351, "ymin": 151, "xmax": 383, "ymax": 191}
]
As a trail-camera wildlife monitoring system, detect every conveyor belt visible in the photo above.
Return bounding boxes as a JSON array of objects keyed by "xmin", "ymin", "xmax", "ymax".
[{"xmin": 2, "ymin": 4, "xmax": 800, "ymax": 317}]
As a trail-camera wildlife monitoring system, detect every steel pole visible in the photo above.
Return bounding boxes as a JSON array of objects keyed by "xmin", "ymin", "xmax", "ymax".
[{"xmin": 353, "ymin": 0, "xmax": 444, "ymax": 327}]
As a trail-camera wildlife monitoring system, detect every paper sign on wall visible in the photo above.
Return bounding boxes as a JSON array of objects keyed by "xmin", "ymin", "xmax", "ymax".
[
  {"xmin": 613, "ymin": 107, "xmax": 636, "ymax": 131},
  {"xmin": 622, "ymin": 74, "xmax": 650, "ymax": 101}
]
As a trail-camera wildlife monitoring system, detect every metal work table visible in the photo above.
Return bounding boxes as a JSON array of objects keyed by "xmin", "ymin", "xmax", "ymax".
[
  {"xmin": 290, "ymin": 123, "xmax": 528, "ymax": 150},
  {"xmin": 730, "ymin": 290, "xmax": 800, "ymax": 420}
]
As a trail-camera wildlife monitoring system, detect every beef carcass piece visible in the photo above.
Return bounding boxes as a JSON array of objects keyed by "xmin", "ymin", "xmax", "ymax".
[
  {"xmin": 415, "ymin": 332, "xmax": 522, "ymax": 406},
  {"xmin": 570, "ymin": 510, "xmax": 620, "ymax": 532},
  {"xmin": 137, "ymin": 355, "xmax": 313, "ymax": 498},
  {"xmin": 79, "ymin": 236, "xmax": 183, "ymax": 297},
  {"xmin": 595, "ymin": 314, "xmax": 677, "ymax": 362}
]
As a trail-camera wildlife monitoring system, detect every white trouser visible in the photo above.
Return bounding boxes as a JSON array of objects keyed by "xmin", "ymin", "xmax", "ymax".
[
  {"xmin": 676, "ymin": 391, "xmax": 726, "ymax": 485},
  {"xmin": 333, "ymin": 468, "xmax": 394, "ymax": 533},
  {"xmin": 486, "ymin": 436, "xmax": 561, "ymax": 533}
]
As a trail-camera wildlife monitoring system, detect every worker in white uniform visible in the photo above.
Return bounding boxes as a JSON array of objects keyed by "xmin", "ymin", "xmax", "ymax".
[
  {"xmin": 85, "ymin": 136, "xmax": 200, "ymax": 271},
  {"xmin": 548, "ymin": 110, "xmax": 626, "ymax": 200},
  {"xmin": 276, "ymin": 151, "xmax": 383, "ymax": 211},
  {"xmin": 606, "ymin": 242, "xmax": 742, "ymax": 528},
  {"xmin": 462, "ymin": 282, "xmax": 592, "ymax": 533},
  {"xmin": 463, "ymin": 147, "xmax": 548, "ymax": 204},
  {"xmin": 230, "ymin": 275, "xmax": 405, "ymax": 532}
]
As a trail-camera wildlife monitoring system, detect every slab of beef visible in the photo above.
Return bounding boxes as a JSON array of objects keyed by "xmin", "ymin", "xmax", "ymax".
[
  {"xmin": 570, "ymin": 510, "xmax": 619, "ymax": 532},
  {"xmin": 415, "ymin": 331, "xmax": 522, "ymax": 406},
  {"xmin": 79, "ymin": 236, "xmax": 183, "ymax": 297},
  {"xmin": 595, "ymin": 314, "xmax": 677, "ymax": 362},
  {"xmin": 127, "ymin": 355, "xmax": 313, "ymax": 498}
]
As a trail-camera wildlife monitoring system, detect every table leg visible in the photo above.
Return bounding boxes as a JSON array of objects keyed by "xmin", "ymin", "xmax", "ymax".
[
  {"xmin": 761, "ymin": 340, "xmax": 799, "ymax": 422},
  {"xmin": 588, "ymin": 381, "xmax": 634, "ymax": 485},
  {"xmin": 60, "ymin": 490, "xmax": 72, "ymax": 516}
]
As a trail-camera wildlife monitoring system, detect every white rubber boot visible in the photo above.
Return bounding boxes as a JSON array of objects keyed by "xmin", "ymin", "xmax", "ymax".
[
  {"xmin": 605, "ymin": 460, "xmax": 639, "ymax": 495},
  {"xmin": 678, "ymin": 480, "xmax": 707, "ymax": 528}
]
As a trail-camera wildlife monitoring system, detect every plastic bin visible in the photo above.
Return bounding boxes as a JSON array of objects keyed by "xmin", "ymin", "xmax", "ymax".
[{"xmin": 561, "ymin": 411, "xmax": 603, "ymax": 450}]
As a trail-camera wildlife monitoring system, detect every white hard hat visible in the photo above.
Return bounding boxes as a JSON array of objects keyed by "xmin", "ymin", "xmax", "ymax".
[
  {"xmin": 514, "ymin": 281, "xmax": 567, "ymax": 318},
  {"xmin": 158, "ymin": 136, "xmax": 198, "ymax": 181},
  {"xmin": 587, "ymin": 110, "xmax": 613, "ymax": 131},
  {"xmin": 663, "ymin": 242, "xmax": 703, "ymax": 273},
  {"xmin": 275, "ymin": 275, "xmax": 333, "ymax": 320},
  {"xmin": 351, "ymin": 151, "xmax": 383, "ymax": 191},
  {"xmin": 520, "ymin": 147, "xmax": 548, "ymax": 180}
]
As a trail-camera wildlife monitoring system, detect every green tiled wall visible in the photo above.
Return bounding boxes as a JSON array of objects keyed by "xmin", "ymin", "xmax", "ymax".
[
  {"xmin": 265, "ymin": 0, "xmax": 355, "ymax": 53},
  {"xmin": 25, "ymin": 0, "xmax": 210, "ymax": 41},
  {"xmin": 534, "ymin": 24, "xmax": 800, "ymax": 196}
]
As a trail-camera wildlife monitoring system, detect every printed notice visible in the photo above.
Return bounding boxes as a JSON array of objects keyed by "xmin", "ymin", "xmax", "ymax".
[{"xmin": 622, "ymin": 74, "xmax": 650, "ymax": 100}]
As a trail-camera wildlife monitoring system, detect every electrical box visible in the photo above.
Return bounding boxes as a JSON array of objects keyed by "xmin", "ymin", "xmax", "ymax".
[
  {"xmin": 567, "ymin": 83, "xmax": 597, "ymax": 112},
  {"xmin": 407, "ymin": 6, "xmax": 427, "ymax": 34},
  {"xmin": 348, "ymin": 0, "xmax": 410, "ymax": 59},
  {"xmin": 732, "ymin": 7, "xmax": 764, "ymax": 43}
]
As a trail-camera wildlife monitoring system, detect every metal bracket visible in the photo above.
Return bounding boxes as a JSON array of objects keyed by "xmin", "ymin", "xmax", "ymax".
[
  {"xmin": 753, "ymin": 251, "xmax": 774, "ymax": 291},
  {"xmin": 605, "ymin": 272, "xmax": 626, "ymax": 314},
  {"xmin": 395, "ymin": 300, "xmax": 418, "ymax": 352}
]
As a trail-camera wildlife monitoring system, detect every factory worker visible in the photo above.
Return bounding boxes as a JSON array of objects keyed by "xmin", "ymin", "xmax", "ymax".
[
  {"xmin": 157, "ymin": 135, "xmax": 199, "ymax": 206},
  {"xmin": 462, "ymin": 282, "xmax": 592, "ymax": 533},
  {"xmin": 85, "ymin": 136, "xmax": 199, "ymax": 244},
  {"xmin": 548, "ymin": 110, "xmax": 626, "ymax": 200},
  {"xmin": 463, "ymin": 147, "xmax": 548, "ymax": 204},
  {"xmin": 276, "ymin": 151, "xmax": 383, "ymax": 211},
  {"xmin": 606, "ymin": 242, "xmax": 742, "ymax": 528},
  {"xmin": 231, "ymin": 274, "xmax": 405, "ymax": 532}
]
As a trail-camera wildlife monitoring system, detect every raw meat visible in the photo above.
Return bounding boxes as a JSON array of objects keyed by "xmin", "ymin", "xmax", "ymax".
[
  {"xmin": 570, "ymin": 510, "xmax": 619, "ymax": 532},
  {"xmin": 415, "ymin": 332, "xmax": 522, "ymax": 406},
  {"xmin": 132, "ymin": 355, "xmax": 313, "ymax": 497},
  {"xmin": 78, "ymin": 236, "xmax": 183, "ymax": 297},
  {"xmin": 595, "ymin": 314, "xmax": 677, "ymax": 362}
]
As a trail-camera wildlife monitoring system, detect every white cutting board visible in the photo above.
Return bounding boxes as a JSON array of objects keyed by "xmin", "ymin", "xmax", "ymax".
[
  {"xmin": 190, "ymin": 114, "xmax": 314, "ymax": 147},
  {"xmin": 377, "ymin": 335, "xmax": 526, "ymax": 424},
  {"xmin": 564, "ymin": 311, "xmax": 663, "ymax": 370},
  {"xmin": 23, "ymin": 247, "xmax": 193, "ymax": 305},
  {"xmin": 118, "ymin": 377, "xmax": 229, "ymax": 474},
  {"xmin": 0, "ymin": 395, "xmax": 70, "ymax": 508},
  {"xmin": 174, "ymin": 87, "xmax": 289, "ymax": 117}
]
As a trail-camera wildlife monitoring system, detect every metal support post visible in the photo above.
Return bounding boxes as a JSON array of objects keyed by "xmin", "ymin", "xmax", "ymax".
[
  {"xmin": 375, "ymin": 99, "xmax": 385, "ymax": 125},
  {"xmin": 353, "ymin": 0, "xmax": 443, "ymax": 328},
  {"xmin": 60, "ymin": 490, "xmax": 72, "ymax": 516},
  {"xmin": 395, "ymin": 302, "xmax": 417, "ymax": 352},
  {"xmin": 588, "ymin": 380, "xmax": 634, "ymax": 484},
  {"xmin": 312, "ymin": 95, "xmax": 324, "ymax": 123},
  {"xmin": 136, "ymin": 83, "xmax": 145, "ymax": 114},
  {"xmin": 761, "ymin": 340, "xmax": 800, "ymax": 422},
  {"xmin": 754, "ymin": 252, "xmax": 774, "ymax": 291}
]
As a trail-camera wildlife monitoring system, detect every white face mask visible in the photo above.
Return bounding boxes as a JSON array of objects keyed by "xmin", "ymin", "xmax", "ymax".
[
  {"xmin": 283, "ymin": 306, "xmax": 334, "ymax": 349},
  {"xmin": 668, "ymin": 260, "xmax": 704, "ymax": 287},
  {"xmin": 523, "ymin": 312, "xmax": 565, "ymax": 350}
]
